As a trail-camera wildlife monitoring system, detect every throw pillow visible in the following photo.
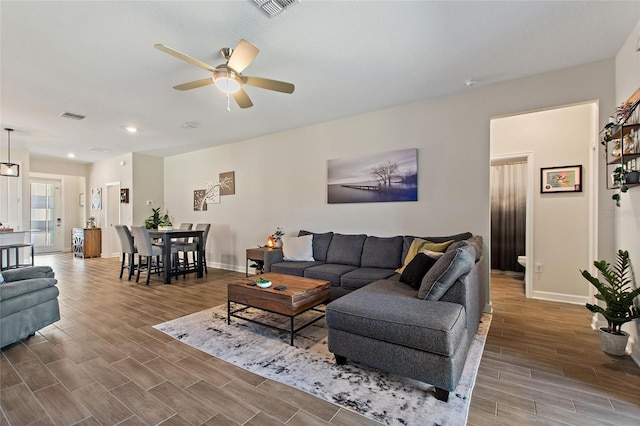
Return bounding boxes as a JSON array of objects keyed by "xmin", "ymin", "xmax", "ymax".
[
  {"xmin": 419, "ymin": 249, "xmax": 445, "ymax": 259},
  {"xmin": 395, "ymin": 238, "xmax": 454, "ymax": 274},
  {"xmin": 282, "ymin": 235, "xmax": 315, "ymax": 261},
  {"xmin": 400, "ymin": 253, "xmax": 438, "ymax": 289},
  {"xmin": 0, "ymin": 272, "xmax": 3, "ymax": 284},
  {"xmin": 417, "ymin": 245, "xmax": 476, "ymax": 300}
]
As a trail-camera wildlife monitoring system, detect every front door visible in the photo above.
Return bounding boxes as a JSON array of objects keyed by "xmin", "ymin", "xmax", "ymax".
[{"xmin": 30, "ymin": 179, "xmax": 63, "ymax": 253}]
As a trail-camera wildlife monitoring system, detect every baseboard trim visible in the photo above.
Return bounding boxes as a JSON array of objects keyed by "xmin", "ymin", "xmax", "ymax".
[
  {"xmin": 531, "ymin": 290, "xmax": 589, "ymax": 305},
  {"xmin": 209, "ymin": 262, "xmax": 245, "ymax": 274}
]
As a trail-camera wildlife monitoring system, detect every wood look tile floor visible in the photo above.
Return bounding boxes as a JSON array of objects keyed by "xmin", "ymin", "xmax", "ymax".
[{"xmin": 0, "ymin": 255, "xmax": 638, "ymax": 425}]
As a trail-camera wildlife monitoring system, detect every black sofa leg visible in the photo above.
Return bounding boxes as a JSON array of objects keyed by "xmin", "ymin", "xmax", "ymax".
[
  {"xmin": 434, "ymin": 387, "xmax": 449, "ymax": 402},
  {"xmin": 335, "ymin": 354, "xmax": 346, "ymax": 365}
]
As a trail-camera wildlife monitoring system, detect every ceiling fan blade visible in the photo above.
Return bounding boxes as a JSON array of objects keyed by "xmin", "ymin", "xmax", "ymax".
[
  {"xmin": 154, "ymin": 44, "xmax": 215, "ymax": 72},
  {"xmin": 232, "ymin": 88, "xmax": 253, "ymax": 109},
  {"xmin": 242, "ymin": 76, "xmax": 295, "ymax": 94},
  {"xmin": 227, "ymin": 39, "xmax": 259, "ymax": 73},
  {"xmin": 173, "ymin": 78, "xmax": 213, "ymax": 91}
]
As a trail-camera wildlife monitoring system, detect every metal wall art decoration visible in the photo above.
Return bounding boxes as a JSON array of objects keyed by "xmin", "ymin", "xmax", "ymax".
[
  {"xmin": 120, "ymin": 188, "xmax": 130, "ymax": 203},
  {"xmin": 327, "ymin": 148, "xmax": 418, "ymax": 204}
]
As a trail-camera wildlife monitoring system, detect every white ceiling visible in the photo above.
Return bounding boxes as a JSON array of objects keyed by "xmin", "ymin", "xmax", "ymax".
[{"xmin": 1, "ymin": 1, "xmax": 639, "ymax": 164}]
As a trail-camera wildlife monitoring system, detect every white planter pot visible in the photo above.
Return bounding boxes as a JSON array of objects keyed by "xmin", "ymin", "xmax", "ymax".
[
  {"xmin": 158, "ymin": 226, "xmax": 173, "ymax": 231},
  {"xmin": 599, "ymin": 328, "xmax": 629, "ymax": 356}
]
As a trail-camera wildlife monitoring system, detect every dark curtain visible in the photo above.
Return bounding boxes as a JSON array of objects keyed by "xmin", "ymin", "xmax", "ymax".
[{"xmin": 491, "ymin": 162, "xmax": 526, "ymax": 272}]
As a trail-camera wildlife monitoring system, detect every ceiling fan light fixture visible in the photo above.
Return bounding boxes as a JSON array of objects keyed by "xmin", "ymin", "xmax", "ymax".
[
  {"xmin": 1, "ymin": 128, "xmax": 19, "ymax": 177},
  {"xmin": 213, "ymin": 68, "xmax": 242, "ymax": 93}
]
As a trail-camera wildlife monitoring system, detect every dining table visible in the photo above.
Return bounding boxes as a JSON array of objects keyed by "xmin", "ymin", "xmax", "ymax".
[{"xmin": 147, "ymin": 229, "xmax": 205, "ymax": 284}]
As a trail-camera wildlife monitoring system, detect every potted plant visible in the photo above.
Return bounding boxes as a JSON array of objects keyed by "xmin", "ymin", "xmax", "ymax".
[
  {"xmin": 158, "ymin": 214, "xmax": 172, "ymax": 231},
  {"xmin": 611, "ymin": 167, "xmax": 629, "ymax": 207},
  {"xmin": 580, "ymin": 250, "xmax": 640, "ymax": 355},
  {"xmin": 271, "ymin": 227, "xmax": 284, "ymax": 248}
]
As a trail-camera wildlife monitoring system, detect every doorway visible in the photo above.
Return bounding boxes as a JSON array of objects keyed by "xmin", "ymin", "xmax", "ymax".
[
  {"xmin": 490, "ymin": 154, "xmax": 534, "ymax": 297},
  {"xmin": 30, "ymin": 178, "xmax": 63, "ymax": 253}
]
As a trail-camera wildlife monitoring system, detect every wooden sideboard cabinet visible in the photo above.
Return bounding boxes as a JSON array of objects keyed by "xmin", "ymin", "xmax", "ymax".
[{"xmin": 73, "ymin": 228, "xmax": 102, "ymax": 258}]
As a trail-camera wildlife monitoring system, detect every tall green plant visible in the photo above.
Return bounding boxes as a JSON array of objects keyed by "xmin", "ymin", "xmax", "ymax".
[
  {"xmin": 581, "ymin": 250, "xmax": 640, "ymax": 334},
  {"xmin": 144, "ymin": 207, "xmax": 161, "ymax": 229}
]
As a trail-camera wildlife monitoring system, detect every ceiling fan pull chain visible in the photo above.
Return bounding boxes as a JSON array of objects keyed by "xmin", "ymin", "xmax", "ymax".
[{"xmin": 226, "ymin": 93, "xmax": 231, "ymax": 112}]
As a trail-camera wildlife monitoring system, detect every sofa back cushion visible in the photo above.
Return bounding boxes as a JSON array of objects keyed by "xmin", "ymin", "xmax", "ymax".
[
  {"xmin": 298, "ymin": 230, "xmax": 334, "ymax": 262},
  {"xmin": 417, "ymin": 245, "xmax": 476, "ymax": 300},
  {"xmin": 325, "ymin": 233, "xmax": 367, "ymax": 267},
  {"xmin": 360, "ymin": 235, "xmax": 403, "ymax": 269}
]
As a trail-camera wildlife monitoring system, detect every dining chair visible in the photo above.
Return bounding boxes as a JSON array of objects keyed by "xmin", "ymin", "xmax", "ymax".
[
  {"xmin": 175, "ymin": 223, "xmax": 211, "ymax": 274},
  {"xmin": 115, "ymin": 225, "xmax": 137, "ymax": 280},
  {"xmin": 130, "ymin": 226, "xmax": 163, "ymax": 285}
]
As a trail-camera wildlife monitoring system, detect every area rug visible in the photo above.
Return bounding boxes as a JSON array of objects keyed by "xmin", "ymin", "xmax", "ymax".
[{"xmin": 153, "ymin": 305, "xmax": 491, "ymax": 426}]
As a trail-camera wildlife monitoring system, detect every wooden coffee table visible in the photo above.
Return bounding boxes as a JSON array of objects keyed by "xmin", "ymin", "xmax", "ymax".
[{"xmin": 227, "ymin": 273, "xmax": 331, "ymax": 345}]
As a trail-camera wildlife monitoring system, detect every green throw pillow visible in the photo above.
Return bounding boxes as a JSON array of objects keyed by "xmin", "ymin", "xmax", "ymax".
[{"xmin": 396, "ymin": 238, "xmax": 453, "ymax": 274}]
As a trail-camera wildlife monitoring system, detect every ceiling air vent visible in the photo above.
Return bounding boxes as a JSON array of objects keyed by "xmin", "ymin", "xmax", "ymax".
[
  {"xmin": 60, "ymin": 111, "xmax": 86, "ymax": 120},
  {"xmin": 252, "ymin": 0, "xmax": 298, "ymax": 17},
  {"xmin": 87, "ymin": 147, "xmax": 111, "ymax": 153}
]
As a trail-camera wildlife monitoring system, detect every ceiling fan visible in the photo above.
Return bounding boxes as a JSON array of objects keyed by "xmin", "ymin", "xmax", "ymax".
[{"xmin": 154, "ymin": 39, "xmax": 295, "ymax": 109}]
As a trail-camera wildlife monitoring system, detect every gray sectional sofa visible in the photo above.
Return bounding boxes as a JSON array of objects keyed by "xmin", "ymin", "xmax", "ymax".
[
  {"xmin": 0, "ymin": 266, "xmax": 60, "ymax": 348},
  {"xmin": 264, "ymin": 230, "xmax": 485, "ymax": 402}
]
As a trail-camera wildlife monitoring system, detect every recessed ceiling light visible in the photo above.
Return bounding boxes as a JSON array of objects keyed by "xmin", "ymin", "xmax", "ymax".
[
  {"xmin": 182, "ymin": 122, "xmax": 198, "ymax": 129},
  {"xmin": 67, "ymin": 153, "xmax": 75, "ymax": 158},
  {"xmin": 125, "ymin": 126, "xmax": 137, "ymax": 133},
  {"xmin": 465, "ymin": 79, "xmax": 477, "ymax": 87}
]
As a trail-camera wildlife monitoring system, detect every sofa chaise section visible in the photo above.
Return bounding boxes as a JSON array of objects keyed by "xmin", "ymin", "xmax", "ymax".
[{"xmin": 0, "ymin": 266, "xmax": 60, "ymax": 348}]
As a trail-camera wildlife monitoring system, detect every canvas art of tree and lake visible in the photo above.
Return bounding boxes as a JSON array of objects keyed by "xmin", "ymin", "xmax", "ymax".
[{"xmin": 327, "ymin": 148, "xmax": 418, "ymax": 204}]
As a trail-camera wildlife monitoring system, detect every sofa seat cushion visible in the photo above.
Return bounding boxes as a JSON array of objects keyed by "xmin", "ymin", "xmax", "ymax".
[
  {"xmin": 340, "ymin": 268, "xmax": 397, "ymax": 291},
  {"xmin": 326, "ymin": 279, "xmax": 466, "ymax": 356},
  {"xmin": 325, "ymin": 234, "xmax": 367, "ymax": 267},
  {"xmin": 270, "ymin": 261, "xmax": 324, "ymax": 277},
  {"xmin": 304, "ymin": 263, "xmax": 358, "ymax": 287},
  {"xmin": 0, "ymin": 285, "xmax": 59, "ymax": 318}
]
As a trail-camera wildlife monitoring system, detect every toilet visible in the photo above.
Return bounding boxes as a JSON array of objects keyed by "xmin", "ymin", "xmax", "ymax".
[{"xmin": 517, "ymin": 256, "xmax": 526, "ymax": 268}]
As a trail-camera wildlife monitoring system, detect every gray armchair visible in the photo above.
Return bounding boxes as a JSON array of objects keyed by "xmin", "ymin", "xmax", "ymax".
[{"xmin": 0, "ymin": 266, "xmax": 60, "ymax": 348}]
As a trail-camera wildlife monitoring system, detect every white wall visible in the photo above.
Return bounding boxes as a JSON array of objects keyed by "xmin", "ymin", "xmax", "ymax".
[
  {"xmin": 613, "ymin": 19, "xmax": 640, "ymax": 365},
  {"xmin": 164, "ymin": 59, "xmax": 617, "ymax": 310},
  {"xmin": 132, "ymin": 153, "xmax": 163, "ymax": 227},
  {"xmin": 491, "ymin": 103, "xmax": 596, "ymax": 303}
]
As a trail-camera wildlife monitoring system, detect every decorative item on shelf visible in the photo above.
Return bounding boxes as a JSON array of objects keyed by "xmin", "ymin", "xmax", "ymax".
[
  {"xmin": 580, "ymin": 250, "xmax": 640, "ymax": 356},
  {"xmin": 87, "ymin": 217, "xmax": 96, "ymax": 228},
  {"xmin": 271, "ymin": 227, "xmax": 284, "ymax": 248},
  {"xmin": 610, "ymin": 139, "xmax": 622, "ymax": 159},
  {"xmin": 1, "ymin": 128, "xmax": 19, "ymax": 177},
  {"xmin": 616, "ymin": 101, "xmax": 634, "ymax": 124},
  {"xmin": 623, "ymin": 133, "xmax": 635, "ymax": 154},
  {"xmin": 626, "ymin": 170, "xmax": 640, "ymax": 184}
]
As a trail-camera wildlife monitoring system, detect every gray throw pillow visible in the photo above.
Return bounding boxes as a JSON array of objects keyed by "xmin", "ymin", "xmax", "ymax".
[{"xmin": 417, "ymin": 245, "xmax": 476, "ymax": 300}]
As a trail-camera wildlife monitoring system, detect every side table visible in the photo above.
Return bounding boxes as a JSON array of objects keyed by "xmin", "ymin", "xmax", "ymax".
[{"xmin": 246, "ymin": 247, "xmax": 282, "ymax": 277}]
